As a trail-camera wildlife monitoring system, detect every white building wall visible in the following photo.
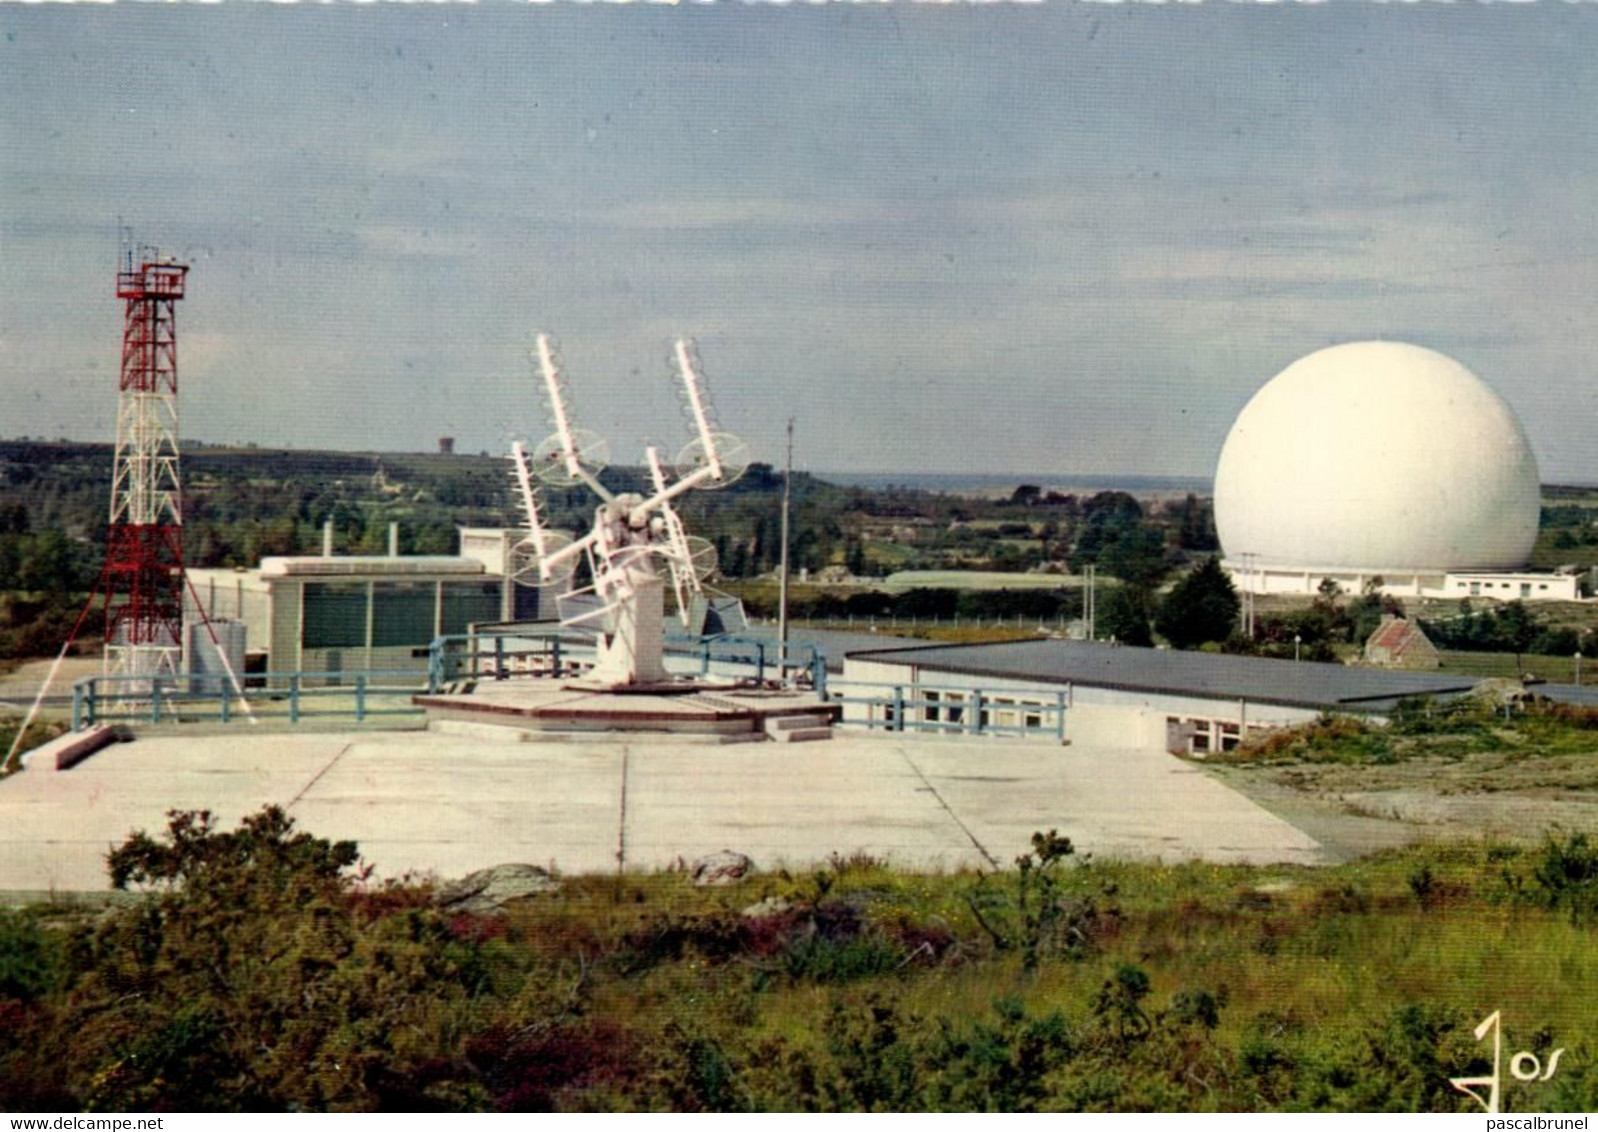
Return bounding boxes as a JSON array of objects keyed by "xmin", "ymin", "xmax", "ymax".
[
  {"xmin": 839, "ymin": 655, "xmax": 1325, "ymax": 753},
  {"xmin": 1439, "ymin": 572, "xmax": 1581, "ymax": 601},
  {"xmin": 1225, "ymin": 560, "xmax": 1582, "ymax": 602}
]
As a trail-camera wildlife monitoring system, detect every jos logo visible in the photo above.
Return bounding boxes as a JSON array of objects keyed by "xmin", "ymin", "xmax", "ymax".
[{"xmin": 1450, "ymin": 1010, "xmax": 1565, "ymax": 1114}]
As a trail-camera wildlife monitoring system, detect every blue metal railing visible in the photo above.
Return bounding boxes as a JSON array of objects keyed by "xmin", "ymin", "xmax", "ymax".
[
  {"xmin": 666, "ymin": 634, "xmax": 826, "ymax": 692},
  {"xmin": 72, "ymin": 669, "xmax": 431, "ymax": 730},
  {"xmin": 428, "ymin": 630, "xmax": 596, "ymax": 691},
  {"xmin": 819, "ymin": 679, "xmax": 1068, "ymax": 740},
  {"xmin": 426, "ymin": 629, "xmax": 828, "ymax": 695},
  {"xmin": 70, "ymin": 631, "xmax": 833, "ymax": 733}
]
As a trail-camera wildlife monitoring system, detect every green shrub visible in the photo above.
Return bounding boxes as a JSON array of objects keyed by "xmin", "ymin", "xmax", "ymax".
[
  {"xmin": 0, "ymin": 912, "xmax": 67, "ymax": 1001},
  {"xmin": 1532, "ymin": 831, "xmax": 1598, "ymax": 925},
  {"xmin": 966, "ymin": 829, "xmax": 1107, "ymax": 970},
  {"xmin": 63, "ymin": 807, "xmax": 484, "ymax": 1111},
  {"xmin": 822, "ymin": 998, "xmax": 923, "ymax": 1112},
  {"xmin": 1091, "ymin": 963, "xmax": 1153, "ymax": 1042},
  {"xmin": 782, "ymin": 933, "xmax": 905, "ymax": 984},
  {"xmin": 1321, "ymin": 1003, "xmax": 1481, "ymax": 1113},
  {"xmin": 921, "ymin": 995, "xmax": 1076, "ymax": 1112}
]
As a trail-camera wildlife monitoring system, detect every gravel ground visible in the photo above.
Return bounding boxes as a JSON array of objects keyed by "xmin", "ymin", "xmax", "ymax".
[{"xmin": 1208, "ymin": 749, "xmax": 1598, "ymax": 862}]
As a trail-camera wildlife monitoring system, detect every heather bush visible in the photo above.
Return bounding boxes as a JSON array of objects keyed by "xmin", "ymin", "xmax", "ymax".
[{"xmin": 0, "ymin": 812, "xmax": 1586, "ymax": 1112}]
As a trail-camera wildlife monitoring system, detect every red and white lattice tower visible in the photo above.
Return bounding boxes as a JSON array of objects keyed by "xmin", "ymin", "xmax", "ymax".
[{"xmin": 102, "ymin": 245, "xmax": 189, "ymax": 679}]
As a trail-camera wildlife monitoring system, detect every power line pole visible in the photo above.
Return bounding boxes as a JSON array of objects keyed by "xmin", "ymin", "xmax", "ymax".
[
  {"xmin": 1240, "ymin": 552, "xmax": 1257, "ymax": 638},
  {"xmin": 1085, "ymin": 563, "xmax": 1096, "ymax": 641},
  {"xmin": 777, "ymin": 417, "xmax": 793, "ymax": 672}
]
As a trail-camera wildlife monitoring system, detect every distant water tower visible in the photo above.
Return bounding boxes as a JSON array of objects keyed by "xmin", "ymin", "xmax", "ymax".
[{"xmin": 439, "ymin": 437, "xmax": 455, "ymax": 456}]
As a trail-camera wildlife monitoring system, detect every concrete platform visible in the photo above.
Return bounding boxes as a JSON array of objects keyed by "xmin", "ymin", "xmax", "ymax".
[
  {"xmin": 414, "ymin": 682, "xmax": 839, "ymax": 736},
  {"xmin": 0, "ymin": 728, "xmax": 1327, "ymax": 897}
]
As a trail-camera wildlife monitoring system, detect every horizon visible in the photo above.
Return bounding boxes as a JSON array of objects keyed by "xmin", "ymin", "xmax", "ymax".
[{"xmin": 10, "ymin": 433, "xmax": 1598, "ymax": 497}]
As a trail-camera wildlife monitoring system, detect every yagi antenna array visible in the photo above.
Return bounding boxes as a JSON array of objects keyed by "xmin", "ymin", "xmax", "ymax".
[
  {"xmin": 507, "ymin": 334, "xmax": 748, "ymax": 676},
  {"xmin": 646, "ymin": 446, "xmax": 721, "ymax": 618},
  {"xmin": 672, "ymin": 339, "xmax": 721, "ymax": 478},
  {"xmin": 531, "ymin": 334, "xmax": 612, "ymax": 490},
  {"xmin": 668, "ymin": 338, "xmax": 749, "ymax": 490},
  {"xmin": 509, "ymin": 441, "xmax": 579, "ymax": 586}
]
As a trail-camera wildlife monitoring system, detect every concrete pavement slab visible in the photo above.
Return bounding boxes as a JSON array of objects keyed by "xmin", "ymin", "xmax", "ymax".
[
  {"xmin": 901, "ymin": 737, "xmax": 1328, "ymax": 866},
  {"xmin": 0, "ymin": 725, "xmax": 1327, "ymax": 897}
]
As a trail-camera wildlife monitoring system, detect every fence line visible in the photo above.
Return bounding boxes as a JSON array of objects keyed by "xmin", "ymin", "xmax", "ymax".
[
  {"xmin": 73, "ymin": 669, "xmax": 431, "ymax": 730},
  {"xmin": 72, "ymin": 630, "xmax": 832, "ymax": 732},
  {"xmin": 821, "ymin": 677, "xmax": 1069, "ymax": 741}
]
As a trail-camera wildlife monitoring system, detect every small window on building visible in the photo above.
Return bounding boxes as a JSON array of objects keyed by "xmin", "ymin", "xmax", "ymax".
[
  {"xmin": 1187, "ymin": 718, "xmax": 1212, "ymax": 753},
  {"xmin": 924, "ymin": 689, "xmax": 941, "ymax": 723},
  {"xmin": 1219, "ymin": 721, "xmax": 1243, "ymax": 752},
  {"xmin": 1470, "ymin": 582, "xmax": 1482, "ymax": 596},
  {"xmin": 1540, "ymin": 584, "xmax": 1549, "ymax": 591}
]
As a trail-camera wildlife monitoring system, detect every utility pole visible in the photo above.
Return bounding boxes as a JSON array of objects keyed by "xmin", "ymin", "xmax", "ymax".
[
  {"xmin": 777, "ymin": 417, "xmax": 793, "ymax": 671},
  {"xmin": 1085, "ymin": 563, "xmax": 1096, "ymax": 641},
  {"xmin": 1240, "ymin": 552, "xmax": 1256, "ymax": 638}
]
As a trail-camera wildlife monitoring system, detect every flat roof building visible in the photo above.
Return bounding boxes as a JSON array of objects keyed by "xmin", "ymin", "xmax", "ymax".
[
  {"xmin": 762, "ymin": 631, "xmax": 1488, "ymax": 756},
  {"xmin": 185, "ymin": 528, "xmax": 550, "ymax": 683}
]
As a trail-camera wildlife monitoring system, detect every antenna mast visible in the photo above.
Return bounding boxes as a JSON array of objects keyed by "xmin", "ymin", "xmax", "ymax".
[{"xmin": 105, "ymin": 244, "xmax": 189, "ymax": 679}]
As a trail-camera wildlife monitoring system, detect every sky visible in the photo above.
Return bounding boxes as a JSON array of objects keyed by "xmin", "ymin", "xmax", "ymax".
[{"xmin": 2, "ymin": 2, "xmax": 1597, "ymax": 483}]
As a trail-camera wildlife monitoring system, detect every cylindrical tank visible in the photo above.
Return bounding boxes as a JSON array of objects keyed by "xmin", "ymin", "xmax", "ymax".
[{"xmin": 187, "ymin": 618, "xmax": 248, "ymax": 695}]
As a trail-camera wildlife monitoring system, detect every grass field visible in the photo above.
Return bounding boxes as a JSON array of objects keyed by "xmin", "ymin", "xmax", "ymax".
[
  {"xmin": 880, "ymin": 570, "xmax": 1093, "ymax": 592},
  {"xmin": 786, "ymin": 619, "xmax": 1053, "ymax": 644},
  {"xmin": 1435, "ymin": 649, "xmax": 1593, "ymax": 684}
]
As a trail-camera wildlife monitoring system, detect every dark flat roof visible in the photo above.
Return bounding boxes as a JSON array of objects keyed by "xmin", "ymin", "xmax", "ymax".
[
  {"xmin": 834, "ymin": 637, "xmax": 1482, "ymax": 714},
  {"xmin": 1536, "ymin": 683, "xmax": 1598, "ymax": 709},
  {"xmin": 728, "ymin": 628, "xmax": 929, "ymax": 673}
]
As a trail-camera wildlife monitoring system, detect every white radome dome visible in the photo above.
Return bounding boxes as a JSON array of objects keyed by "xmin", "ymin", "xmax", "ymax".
[{"xmin": 1214, "ymin": 341, "xmax": 1540, "ymax": 573}]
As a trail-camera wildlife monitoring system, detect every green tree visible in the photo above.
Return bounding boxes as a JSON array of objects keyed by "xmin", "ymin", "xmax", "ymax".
[
  {"xmin": 1171, "ymin": 493, "xmax": 1219, "ymax": 552},
  {"xmin": 895, "ymin": 588, "xmax": 959, "ymax": 619},
  {"xmin": 1099, "ymin": 524, "xmax": 1170, "ymax": 590},
  {"xmin": 16, "ymin": 529, "xmax": 74, "ymax": 593},
  {"xmin": 1082, "ymin": 491, "xmax": 1142, "ymax": 528},
  {"xmin": 1364, "ymin": 603, "xmax": 1406, "ymax": 644},
  {"xmin": 1155, "ymin": 558, "xmax": 1240, "ymax": 650},
  {"xmin": 1069, "ymin": 493, "xmax": 1143, "ymax": 571},
  {"xmin": 1099, "ymin": 586, "xmax": 1153, "ymax": 647},
  {"xmin": 1495, "ymin": 600, "xmax": 1540, "ymax": 671}
]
